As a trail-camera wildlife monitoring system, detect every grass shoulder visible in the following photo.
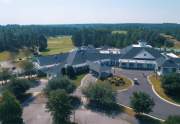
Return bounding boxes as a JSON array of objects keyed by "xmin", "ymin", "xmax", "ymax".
[
  {"xmin": 149, "ymin": 74, "xmax": 180, "ymax": 104},
  {"xmin": 122, "ymin": 106, "xmax": 162, "ymax": 124}
]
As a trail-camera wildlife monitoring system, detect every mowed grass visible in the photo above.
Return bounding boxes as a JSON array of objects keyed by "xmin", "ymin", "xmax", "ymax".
[
  {"xmin": 0, "ymin": 51, "xmax": 12, "ymax": 61},
  {"xmin": 112, "ymin": 30, "xmax": 127, "ymax": 35},
  {"xmin": 41, "ymin": 36, "xmax": 75, "ymax": 56},
  {"xmin": 149, "ymin": 74, "xmax": 180, "ymax": 104},
  {"xmin": 0, "ymin": 49, "xmax": 32, "ymax": 62}
]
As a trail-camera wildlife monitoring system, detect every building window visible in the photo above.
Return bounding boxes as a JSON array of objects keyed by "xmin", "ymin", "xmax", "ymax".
[
  {"xmin": 129, "ymin": 63, "xmax": 134, "ymax": 68},
  {"xmin": 121, "ymin": 63, "xmax": 127, "ymax": 67},
  {"xmin": 137, "ymin": 63, "xmax": 143, "ymax": 68}
]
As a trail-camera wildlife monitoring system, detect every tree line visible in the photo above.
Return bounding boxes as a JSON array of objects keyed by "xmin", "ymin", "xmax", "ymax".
[
  {"xmin": 72, "ymin": 29, "xmax": 174, "ymax": 48},
  {"xmin": 1, "ymin": 24, "xmax": 180, "ymax": 52}
]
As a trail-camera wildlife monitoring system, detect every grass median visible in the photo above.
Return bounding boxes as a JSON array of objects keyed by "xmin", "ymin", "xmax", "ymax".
[{"xmin": 149, "ymin": 74, "xmax": 180, "ymax": 104}]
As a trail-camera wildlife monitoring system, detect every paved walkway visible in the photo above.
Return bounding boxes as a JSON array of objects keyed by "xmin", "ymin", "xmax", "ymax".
[
  {"xmin": 75, "ymin": 109, "xmax": 130, "ymax": 124},
  {"xmin": 23, "ymin": 79, "xmax": 51, "ymax": 124},
  {"xmin": 115, "ymin": 69, "xmax": 180, "ymax": 119}
]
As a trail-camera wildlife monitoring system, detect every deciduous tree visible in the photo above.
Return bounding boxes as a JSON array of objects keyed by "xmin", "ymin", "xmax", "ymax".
[
  {"xmin": 0, "ymin": 91, "xmax": 23, "ymax": 124},
  {"xmin": 130, "ymin": 91, "xmax": 155, "ymax": 114},
  {"xmin": 46, "ymin": 90, "xmax": 73, "ymax": 124}
]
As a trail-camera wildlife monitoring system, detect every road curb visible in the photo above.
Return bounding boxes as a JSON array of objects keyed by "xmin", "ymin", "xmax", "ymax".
[
  {"xmin": 117, "ymin": 103, "xmax": 165, "ymax": 122},
  {"xmin": 147, "ymin": 75, "xmax": 180, "ymax": 107}
]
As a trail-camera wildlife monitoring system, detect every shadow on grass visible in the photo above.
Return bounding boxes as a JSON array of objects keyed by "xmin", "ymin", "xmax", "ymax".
[
  {"xmin": 167, "ymin": 94, "xmax": 180, "ymax": 104},
  {"xmin": 135, "ymin": 114, "xmax": 162, "ymax": 124},
  {"xmin": 86, "ymin": 101, "xmax": 124, "ymax": 117},
  {"xmin": 41, "ymin": 49, "xmax": 50, "ymax": 52}
]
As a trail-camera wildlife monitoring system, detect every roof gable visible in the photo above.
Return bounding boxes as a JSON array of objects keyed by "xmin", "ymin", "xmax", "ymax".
[
  {"xmin": 134, "ymin": 49, "xmax": 155, "ymax": 60},
  {"xmin": 121, "ymin": 46, "xmax": 164, "ymax": 60},
  {"xmin": 37, "ymin": 53, "xmax": 68, "ymax": 66}
]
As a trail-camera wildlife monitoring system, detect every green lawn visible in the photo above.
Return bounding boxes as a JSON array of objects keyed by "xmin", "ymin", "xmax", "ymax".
[
  {"xmin": 0, "ymin": 51, "xmax": 12, "ymax": 61},
  {"xmin": 0, "ymin": 49, "xmax": 32, "ymax": 62},
  {"xmin": 41, "ymin": 36, "xmax": 75, "ymax": 56},
  {"xmin": 71, "ymin": 74, "xmax": 86, "ymax": 87},
  {"xmin": 149, "ymin": 74, "xmax": 180, "ymax": 104},
  {"xmin": 112, "ymin": 30, "xmax": 127, "ymax": 35}
]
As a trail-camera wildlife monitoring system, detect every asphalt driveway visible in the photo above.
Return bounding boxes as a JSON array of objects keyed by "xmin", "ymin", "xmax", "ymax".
[{"xmin": 114, "ymin": 69, "xmax": 180, "ymax": 119}]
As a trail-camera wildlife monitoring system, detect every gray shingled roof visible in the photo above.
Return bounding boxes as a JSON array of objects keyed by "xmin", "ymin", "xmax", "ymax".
[
  {"xmin": 161, "ymin": 59, "xmax": 179, "ymax": 68},
  {"xmin": 172, "ymin": 58, "xmax": 180, "ymax": 64},
  {"xmin": 40, "ymin": 64, "xmax": 63, "ymax": 75},
  {"xmin": 37, "ymin": 53, "xmax": 68, "ymax": 66},
  {"xmin": 66, "ymin": 49, "xmax": 121, "ymax": 65},
  {"xmin": 121, "ymin": 46, "xmax": 164, "ymax": 60},
  {"xmin": 88, "ymin": 61, "xmax": 111, "ymax": 73}
]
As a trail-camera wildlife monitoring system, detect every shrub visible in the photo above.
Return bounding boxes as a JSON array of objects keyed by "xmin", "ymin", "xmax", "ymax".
[{"xmin": 161, "ymin": 73, "xmax": 180, "ymax": 96}]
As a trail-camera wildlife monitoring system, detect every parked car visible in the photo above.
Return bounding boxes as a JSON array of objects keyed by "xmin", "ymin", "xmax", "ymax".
[{"xmin": 133, "ymin": 78, "xmax": 139, "ymax": 85}]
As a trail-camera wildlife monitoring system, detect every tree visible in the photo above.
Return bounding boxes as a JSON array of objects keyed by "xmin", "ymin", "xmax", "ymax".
[
  {"xmin": 130, "ymin": 92, "xmax": 155, "ymax": 114},
  {"xmin": 20, "ymin": 61, "xmax": 34, "ymax": 77},
  {"xmin": 0, "ymin": 91, "xmax": 23, "ymax": 124},
  {"xmin": 161, "ymin": 73, "xmax": 180, "ymax": 96},
  {"xmin": 46, "ymin": 90, "xmax": 73, "ymax": 124},
  {"xmin": 83, "ymin": 82, "xmax": 116, "ymax": 111},
  {"xmin": 44, "ymin": 77, "xmax": 76, "ymax": 95},
  {"xmin": 61, "ymin": 67, "xmax": 66, "ymax": 75},
  {"xmin": 38, "ymin": 35, "xmax": 47, "ymax": 51},
  {"xmin": 0, "ymin": 68, "xmax": 11, "ymax": 82},
  {"xmin": 66, "ymin": 65, "xmax": 76, "ymax": 79},
  {"xmin": 7, "ymin": 78, "xmax": 31, "ymax": 99},
  {"xmin": 164, "ymin": 116, "xmax": 180, "ymax": 124}
]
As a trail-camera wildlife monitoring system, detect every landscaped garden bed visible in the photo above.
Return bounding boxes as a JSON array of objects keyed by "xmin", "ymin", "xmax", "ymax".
[{"xmin": 98, "ymin": 76, "xmax": 132, "ymax": 91}]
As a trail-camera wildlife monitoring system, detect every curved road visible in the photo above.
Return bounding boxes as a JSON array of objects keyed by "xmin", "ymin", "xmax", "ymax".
[{"xmin": 115, "ymin": 69, "xmax": 180, "ymax": 119}]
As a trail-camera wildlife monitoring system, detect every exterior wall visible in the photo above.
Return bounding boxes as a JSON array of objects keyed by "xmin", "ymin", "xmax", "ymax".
[{"xmin": 120, "ymin": 61, "xmax": 156, "ymax": 70}]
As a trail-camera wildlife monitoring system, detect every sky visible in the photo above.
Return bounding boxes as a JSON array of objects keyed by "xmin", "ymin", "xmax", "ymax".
[{"xmin": 0, "ymin": 0, "xmax": 180, "ymax": 25}]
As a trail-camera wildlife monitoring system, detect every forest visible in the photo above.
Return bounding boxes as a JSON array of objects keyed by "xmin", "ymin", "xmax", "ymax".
[
  {"xmin": 0, "ymin": 25, "xmax": 76, "ymax": 51},
  {"xmin": 72, "ymin": 29, "xmax": 174, "ymax": 48},
  {"xmin": 0, "ymin": 23, "xmax": 180, "ymax": 52}
]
